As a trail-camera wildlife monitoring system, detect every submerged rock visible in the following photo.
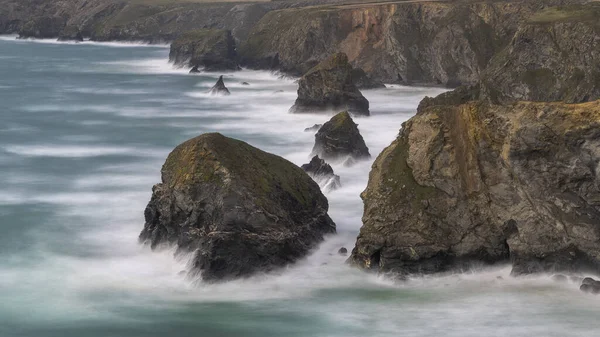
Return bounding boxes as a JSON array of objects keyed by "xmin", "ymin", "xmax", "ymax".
[
  {"xmin": 301, "ymin": 155, "xmax": 341, "ymax": 192},
  {"xmin": 351, "ymin": 99, "xmax": 600, "ymax": 276},
  {"xmin": 209, "ymin": 76, "xmax": 231, "ymax": 96},
  {"xmin": 140, "ymin": 133, "xmax": 336, "ymax": 282},
  {"xmin": 304, "ymin": 124, "xmax": 322, "ymax": 133},
  {"xmin": 289, "ymin": 53, "xmax": 369, "ymax": 116},
  {"xmin": 169, "ymin": 29, "xmax": 239, "ymax": 71},
  {"xmin": 241, "ymin": 82, "xmax": 250, "ymax": 85},
  {"xmin": 311, "ymin": 111, "xmax": 370, "ymax": 164}
]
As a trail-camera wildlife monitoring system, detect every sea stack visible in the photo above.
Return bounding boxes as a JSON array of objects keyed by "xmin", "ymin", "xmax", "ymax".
[
  {"xmin": 209, "ymin": 76, "xmax": 231, "ymax": 95},
  {"xmin": 140, "ymin": 133, "xmax": 336, "ymax": 282},
  {"xmin": 301, "ymin": 155, "xmax": 341, "ymax": 192},
  {"xmin": 289, "ymin": 53, "xmax": 370, "ymax": 116},
  {"xmin": 311, "ymin": 111, "xmax": 370, "ymax": 165}
]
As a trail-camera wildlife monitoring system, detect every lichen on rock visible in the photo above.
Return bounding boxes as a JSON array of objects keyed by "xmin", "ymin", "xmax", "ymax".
[
  {"xmin": 289, "ymin": 53, "xmax": 370, "ymax": 116},
  {"xmin": 351, "ymin": 99, "xmax": 600, "ymax": 276},
  {"xmin": 140, "ymin": 133, "xmax": 336, "ymax": 282}
]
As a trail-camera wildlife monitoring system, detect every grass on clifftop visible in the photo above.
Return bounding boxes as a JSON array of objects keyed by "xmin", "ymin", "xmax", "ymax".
[{"xmin": 529, "ymin": 4, "xmax": 600, "ymax": 24}]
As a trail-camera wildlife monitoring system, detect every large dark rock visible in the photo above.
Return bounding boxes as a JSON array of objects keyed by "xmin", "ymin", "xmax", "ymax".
[
  {"xmin": 289, "ymin": 53, "xmax": 370, "ymax": 116},
  {"xmin": 301, "ymin": 155, "xmax": 341, "ymax": 192},
  {"xmin": 140, "ymin": 133, "xmax": 336, "ymax": 282},
  {"xmin": 312, "ymin": 111, "xmax": 370, "ymax": 164},
  {"xmin": 480, "ymin": 4, "xmax": 600, "ymax": 104},
  {"xmin": 351, "ymin": 99, "xmax": 600, "ymax": 276},
  {"xmin": 209, "ymin": 76, "xmax": 230, "ymax": 96},
  {"xmin": 169, "ymin": 29, "xmax": 238, "ymax": 71}
]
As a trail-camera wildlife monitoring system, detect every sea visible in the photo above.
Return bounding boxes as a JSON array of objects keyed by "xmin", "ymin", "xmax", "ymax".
[{"xmin": 0, "ymin": 36, "xmax": 598, "ymax": 337}]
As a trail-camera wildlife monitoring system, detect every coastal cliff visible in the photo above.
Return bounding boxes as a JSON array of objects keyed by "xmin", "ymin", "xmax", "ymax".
[{"xmin": 351, "ymin": 100, "xmax": 600, "ymax": 276}]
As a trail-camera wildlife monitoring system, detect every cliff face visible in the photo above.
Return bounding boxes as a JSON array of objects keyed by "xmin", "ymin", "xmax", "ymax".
[
  {"xmin": 351, "ymin": 100, "xmax": 600, "ymax": 275},
  {"xmin": 481, "ymin": 4, "xmax": 600, "ymax": 103},
  {"xmin": 240, "ymin": 0, "xmax": 579, "ymax": 85}
]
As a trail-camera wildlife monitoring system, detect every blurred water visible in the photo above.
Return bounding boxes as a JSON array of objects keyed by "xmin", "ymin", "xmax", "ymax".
[{"xmin": 0, "ymin": 36, "xmax": 598, "ymax": 337}]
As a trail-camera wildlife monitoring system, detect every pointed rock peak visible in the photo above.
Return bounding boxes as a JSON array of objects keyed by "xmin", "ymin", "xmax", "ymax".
[
  {"xmin": 301, "ymin": 155, "xmax": 341, "ymax": 192},
  {"xmin": 290, "ymin": 53, "xmax": 370, "ymax": 116},
  {"xmin": 311, "ymin": 111, "xmax": 370, "ymax": 164},
  {"xmin": 209, "ymin": 75, "xmax": 230, "ymax": 96}
]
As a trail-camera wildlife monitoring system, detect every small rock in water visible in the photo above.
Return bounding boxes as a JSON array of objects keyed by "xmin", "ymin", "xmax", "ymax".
[
  {"xmin": 580, "ymin": 277, "xmax": 600, "ymax": 294},
  {"xmin": 304, "ymin": 124, "xmax": 322, "ymax": 133},
  {"xmin": 338, "ymin": 247, "xmax": 348, "ymax": 255},
  {"xmin": 189, "ymin": 66, "xmax": 201, "ymax": 73},
  {"xmin": 496, "ymin": 276, "xmax": 504, "ymax": 280},
  {"xmin": 274, "ymin": 90, "xmax": 284, "ymax": 94},
  {"xmin": 241, "ymin": 82, "xmax": 250, "ymax": 85},
  {"xmin": 551, "ymin": 274, "xmax": 568, "ymax": 282},
  {"xmin": 209, "ymin": 75, "xmax": 230, "ymax": 95},
  {"xmin": 301, "ymin": 155, "xmax": 341, "ymax": 192}
]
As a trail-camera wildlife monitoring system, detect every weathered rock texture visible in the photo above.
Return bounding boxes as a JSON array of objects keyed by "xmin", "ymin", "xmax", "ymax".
[
  {"xmin": 351, "ymin": 100, "xmax": 600, "ymax": 276},
  {"xmin": 140, "ymin": 133, "xmax": 336, "ymax": 281},
  {"xmin": 312, "ymin": 111, "xmax": 370, "ymax": 164},
  {"xmin": 241, "ymin": 0, "xmax": 581, "ymax": 85},
  {"xmin": 481, "ymin": 4, "xmax": 600, "ymax": 104},
  {"xmin": 301, "ymin": 155, "xmax": 341, "ymax": 192},
  {"xmin": 209, "ymin": 76, "xmax": 230, "ymax": 96},
  {"xmin": 169, "ymin": 29, "xmax": 238, "ymax": 71},
  {"xmin": 290, "ymin": 53, "xmax": 370, "ymax": 116}
]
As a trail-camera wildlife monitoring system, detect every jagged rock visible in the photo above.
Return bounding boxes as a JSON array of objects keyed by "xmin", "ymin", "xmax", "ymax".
[
  {"xmin": 481, "ymin": 4, "xmax": 600, "ymax": 104},
  {"xmin": 18, "ymin": 16, "xmax": 65, "ymax": 39},
  {"xmin": 289, "ymin": 53, "xmax": 370, "ymax": 116},
  {"xmin": 351, "ymin": 68, "xmax": 385, "ymax": 89},
  {"xmin": 189, "ymin": 66, "xmax": 201, "ymax": 74},
  {"xmin": 57, "ymin": 25, "xmax": 83, "ymax": 42},
  {"xmin": 338, "ymin": 247, "xmax": 348, "ymax": 256},
  {"xmin": 304, "ymin": 124, "xmax": 322, "ymax": 133},
  {"xmin": 311, "ymin": 111, "xmax": 370, "ymax": 164},
  {"xmin": 351, "ymin": 99, "xmax": 600, "ymax": 277},
  {"xmin": 169, "ymin": 29, "xmax": 239, "ymax": 71},
  {"xmin": 301, "ymin": 155, "xmax": 341, "ymax": 192},
  {"xmin": 209, "ymin": 76, "xmax": 230, "ymax": 96},
  {"xmin": 139, "ymin": 133, "xmax": 336, "ymax": 282}
]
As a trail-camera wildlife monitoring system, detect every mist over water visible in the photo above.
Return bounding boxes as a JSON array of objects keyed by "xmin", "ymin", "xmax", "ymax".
[{"xmin": 1, "ymin": 37, "xmax": 599, "ymax": 337}]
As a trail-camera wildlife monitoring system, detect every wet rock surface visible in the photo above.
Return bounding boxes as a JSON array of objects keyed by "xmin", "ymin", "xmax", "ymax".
[
  {"xmin": 289, "ymin": 53, "xmax": 369, "ymax": 116},
  {"xmin": 169, "ymin": 29, "xmax": 239, "ymax": 71},
  {"xmin": 351, "ymin": 100, "xmax": 600, "ymax": 276},
  {"xmin": 301, "ymin": 155, "xmax": 341, "ymax": 192},
  {"xmin": 140, "ymin": 133, "xmax": 336, "ymax": 282},
  {"xmin": 311, "ymin": 111, "xmax": 370, "ymax": 164},
  {"xmin": 209, "ymin": 76, "xmax": 231, "ymax": 96}
]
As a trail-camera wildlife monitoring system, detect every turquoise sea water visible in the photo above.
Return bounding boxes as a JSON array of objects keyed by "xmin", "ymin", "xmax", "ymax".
[{"xmin": 0, "ymin": 36, "xmax": 599, "ymax": 337}]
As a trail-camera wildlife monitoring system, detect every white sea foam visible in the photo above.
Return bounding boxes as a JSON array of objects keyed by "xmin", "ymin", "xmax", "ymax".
[
  {"xmin": 3, "ymin": 144, "xmax": 165, "ymax": 158},
  {"xmin": 0, "ymin": 35, "xmax": 169, "ymax": 48}
]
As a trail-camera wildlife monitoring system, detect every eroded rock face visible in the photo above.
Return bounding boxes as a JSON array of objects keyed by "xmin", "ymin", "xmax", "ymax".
[
  {"xmin": 312, "ymin": 111, "xmax": 370, "ymax": 164},
  {"xmin": 169, "ymin": 29, "xmax": 238, "ymax": 71},
  {"xmin": 140, "ymin": 133, "xmax": 336, "ymax": 282},
  {"xmin": 209, "ymin": 76, "xmax": 230, "ymax": 96},
  {"xmin": 301, "ymin": 155, "xmax": 341, "ymax": 192},
  {"xmin": 18, "ymin": 16, "xmax": 65, "ymax": 39},
  {"xmin": 57, "ymin": 25, "xmax": 83, "ymax": 42},
  {"xmin": 481, "ymin": 4, "xmax": 600, "ymax": 104},
  {"xmin": 290, "ymin": 53, "xmax": 370, "ymax": 116},
  {"xmin": 351, "ymin": 100, "xmax": 600, "ymax": 276}
]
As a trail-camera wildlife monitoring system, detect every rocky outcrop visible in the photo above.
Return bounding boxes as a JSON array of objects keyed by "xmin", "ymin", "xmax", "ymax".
[
  {"xmin": 304, "ymin": 124, "xmax": 322, "ymax": 133},
  {"xmin": 480, "ymin": 4, "xmax": 600, "ymax": 104},
  {"xmin": 301, "ymin": 155, "xmax": 341, "ymax": 192},
  {"xmin": 18, "ymin": 15, "xmax": 65, "ymax": 39},
  {"xmin": 209, "ymin": 76, "xmax": 230, "ymax": 96},
  {"xmin": 57, "ymin": 25, "xmax": 83, "ymax": 42},
  {"xmin": 351, "ymin": 100, "xmax": 600, "ymax": 276},
  {"xmin": 241, "ymin": 0, "xmax": 581, "ymax": 85},
  {"xmin": 169, "ymin": 29, "xmax": 238, "ymax": 71},
  {"xmin": 312, "ymin": 111, "xmax": 370, "ymax": 164},
  {"xmin": 140, "ymin": 133, "xmax": 336, "ymax": 282},
  {"xmin": 351, "ymin": 68, "xmax": 385, "ymax": 89},
  {"xmin": 290, "ymin": 53, "xmax": 369, "ymax": 116}
]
